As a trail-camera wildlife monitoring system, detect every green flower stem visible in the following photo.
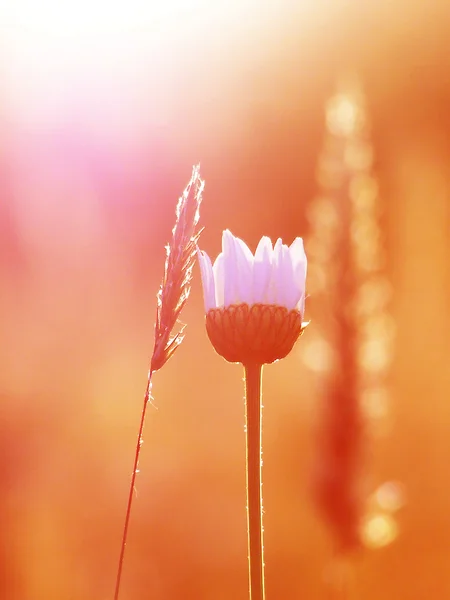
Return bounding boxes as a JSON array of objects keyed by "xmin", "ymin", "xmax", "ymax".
[{"xmin": 244, "ymin": 362, "xmax": 265, "ymax": 600}]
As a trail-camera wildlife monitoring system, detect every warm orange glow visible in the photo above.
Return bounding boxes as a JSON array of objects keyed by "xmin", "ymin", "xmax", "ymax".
[{"xmin": 1, "ymin": 0, "xmax": 450, "ymax": 598}]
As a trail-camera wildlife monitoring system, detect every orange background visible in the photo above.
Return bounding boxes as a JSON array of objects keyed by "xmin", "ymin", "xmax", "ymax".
[{"xmin": 1, "ymin": 2, "xmax": 450, "ymax": 598}]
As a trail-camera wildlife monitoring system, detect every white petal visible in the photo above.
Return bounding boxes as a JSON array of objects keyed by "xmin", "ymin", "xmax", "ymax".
[
  {"xmin": 289, "ymin": 238, "xmax": 307, "ymax": 310},
  {"xmin": 222, "ymin": 230, "xmax": 253, "ymax": 306},
  {"xmin": 270, "ymin": 241, "xmax": 296, "ymax": 309},
  {"xmin": 298, "ymin": 292, "xmax": 306, "ymax": 315},
  {"xmin": 289, "ymin": 237, "xmax": 306, "ymax": 268},
  {"xmin": 197, "ymin": 249, "xmax": 216, "ymax": 311},
  {"xmin": 280, "ymin": 243, "xmax": 301, "ymax": 309},
  {"xmin": 265, "ymin": 238, "xmax": 283, "ymax": 304},
  {"xmin": 252, "ymin": 236, "xmax": 273, "ymax": 304},
  {"xmin": 222, "ymin": 231, "xmax": 238, "ymax": 306},
  {"xmin": 234, "ymin": 236, "xmax": 255, "ymax": 303},
  {"xmin": 235, "ymin": 236, "xmax": 254, "ymax": 264},
  {"xmin": 295, "ymin": 270, "xmax": 307, "ymax": 312},
  {"xmin": 213, "ymin": 252, "xmax": 225, "ymax": 307}
]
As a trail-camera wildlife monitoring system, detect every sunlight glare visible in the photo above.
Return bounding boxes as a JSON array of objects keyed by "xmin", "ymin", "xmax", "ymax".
[
  {"xmin": 1, "ymin": 0, "xmax": 214, "ymax": 35},
  {"xmin": 361, "ymin": 514, "xmax": 399, "ymax": 549}
]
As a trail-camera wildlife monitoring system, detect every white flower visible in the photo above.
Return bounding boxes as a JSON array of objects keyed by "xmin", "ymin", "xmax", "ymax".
[{"xmin": 198, "ymin": 230, "xmax": 307, "ymax": 314}]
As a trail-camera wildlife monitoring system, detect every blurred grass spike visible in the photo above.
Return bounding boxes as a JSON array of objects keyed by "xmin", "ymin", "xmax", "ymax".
[{"xmin": 151, "ymin": 164, "xmax": 204, "ymax": 371}]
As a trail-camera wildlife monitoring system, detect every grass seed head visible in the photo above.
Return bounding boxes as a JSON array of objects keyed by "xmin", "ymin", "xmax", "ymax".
[{"xmin": 150, "ymin": 165, "xmax": 204, "ymax": 372}]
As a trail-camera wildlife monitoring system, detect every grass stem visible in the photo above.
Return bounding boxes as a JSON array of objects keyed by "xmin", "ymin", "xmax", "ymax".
[{"xmin": 113, "ymin": 370, "xmax": 153, "ymax": 600}]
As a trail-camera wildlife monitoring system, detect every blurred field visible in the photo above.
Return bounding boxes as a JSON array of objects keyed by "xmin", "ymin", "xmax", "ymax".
[{"xmin": 1, "ymin": 1, "xmax": 450, "ymax": 598}]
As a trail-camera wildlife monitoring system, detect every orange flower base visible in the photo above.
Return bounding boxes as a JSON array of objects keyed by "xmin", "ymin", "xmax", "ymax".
[{"xmin": 206, "ymin": 303, "xmax": 305, "ymax": 365}]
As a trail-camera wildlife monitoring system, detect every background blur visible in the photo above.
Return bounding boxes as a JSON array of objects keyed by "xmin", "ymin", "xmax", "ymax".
[{"xmin": 1, "ymin": 1, "xmax": 449, "ymax": 598}]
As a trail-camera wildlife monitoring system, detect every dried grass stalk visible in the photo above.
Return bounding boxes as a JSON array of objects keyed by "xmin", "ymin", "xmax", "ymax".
[
  {"xmin": 151, "ymin": 164, "xmax": 204, "ymax": 371},
  {"xmin": 114, "ymin": 166, "xmax": 204, "ymax": 600}
]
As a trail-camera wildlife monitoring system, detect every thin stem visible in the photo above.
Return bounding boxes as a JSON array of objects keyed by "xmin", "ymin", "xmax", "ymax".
[
  {"xmin": 244, "ymin": 362, "xmax": 265, "ymax": 600},
  {"xmin": 113, "ymin": 370, "xmax": 153, "ymax": 600}
]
